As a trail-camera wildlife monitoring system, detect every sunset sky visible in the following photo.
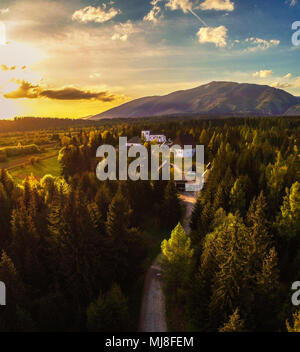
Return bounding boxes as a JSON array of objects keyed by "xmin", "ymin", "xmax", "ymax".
[{"xmin": 0, "ymin": 0, "xmax": 299, "ymax": 118}]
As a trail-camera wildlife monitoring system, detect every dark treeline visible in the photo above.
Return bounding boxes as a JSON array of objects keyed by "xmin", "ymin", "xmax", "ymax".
[
  {"xmin": 0, "ymin": 115, "xmax": 299, "ymax": 134},
  {"xmin": 159, "ymin": 117, "xmax": 300, "ymax": 332},
  {"xmin": 0, "ymin": 117, "xmax": 96, "ymax": 133}
]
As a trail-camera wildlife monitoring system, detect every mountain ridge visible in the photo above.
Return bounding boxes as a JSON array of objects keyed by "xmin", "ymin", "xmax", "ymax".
[{"xmin": 89, "ymin": 81, "xmax": 300, "ymax": 119}]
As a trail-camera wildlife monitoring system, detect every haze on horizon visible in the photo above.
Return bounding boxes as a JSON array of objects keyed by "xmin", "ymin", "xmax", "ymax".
[{"xmin": 0, "ymin": 0, "xmax": 299, "ymax": 119}]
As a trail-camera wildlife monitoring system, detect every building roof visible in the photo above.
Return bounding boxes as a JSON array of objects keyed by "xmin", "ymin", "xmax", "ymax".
[
  {"xmin": 173, "ymin": 134, "xmax": 196, "ymax": 147},
  {"xmin": 150, "ymin": 130, "xmax": 165, "ymax": 136},
  {"xmin": 141, "ymin": 130, "xmax": 165, "ymax": 136},
  {"xmin": 127, "ymin": 136, "xmax": 141, "ymax": 144}
]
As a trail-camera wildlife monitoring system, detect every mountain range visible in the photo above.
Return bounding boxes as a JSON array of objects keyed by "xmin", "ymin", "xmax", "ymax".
[{"xmin": 89, "ymin": 81, "xmax": 300, "ymax": 119}]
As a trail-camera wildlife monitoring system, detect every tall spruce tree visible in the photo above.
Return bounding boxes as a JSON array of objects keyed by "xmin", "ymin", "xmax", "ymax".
[
  {"xmin": 218, "ymin": 308, "xmax": 245, "ymax": 332},
  {"xmin": 162, "ymin": 181, "xmax": 182, "ymax": 229}
]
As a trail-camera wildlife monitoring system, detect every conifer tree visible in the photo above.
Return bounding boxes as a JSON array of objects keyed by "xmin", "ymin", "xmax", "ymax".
[
  {"xmin": 95, "ymin": 181, "xmax": 112, "ymax": 220},
  {"xmin": 246, "ymin": 192, "xmax": 271, "ymax": 273},
  {"xmin": 0, "ymin": 251, "xmax": 34, "ymax": 331},
  {"xmin": 161, "ymin": 223, "xmax": 194, "ymax": 296},
  {"xmin": 87, "ymin": 284, "xmax": 129, "ymax": 332},
  {"xmin": 229, "ymin": 178, "xmax": 246, "ymax": 215},
  {"xmin": 255, "ymin": 247, "xmax": 280, "ymax": 330},
  {"xmin": 208, "ymin": 215, "xmax": 249, "ymax": 328},
  {"xmin": 162, "ymin": 181, "xmax": 182, "ymax": 229},
  {"xmin": 105, "ymin": 189, "xmax": 145, "ymax": 284},
  {"xmin": 219, "ymin": 308, "xmax": 245, "ymax": 332},
  {"xmin": 275, "ymin": 182, "xmax": 300, "ymax": 277},
  {"xmin": 199, "ymin": 129, "xmax": 209, "ymax": 146},
  {"xmin": 190, "ymin": 195, "xmax": 203, "ymax": 231},
  {"xmin": 0, "ymin": 169, "xmax": 14, "ymax": 194},
  {"xmin": 48, "ymin": 188, "xmax": 107, "ymax": 326},
  {"xmin": 106, "ymin": 189, "xmax": 131, "ymax": 238},
  {"xmin": 276, "ymin": 182, "xmax": 300, "ymax": 240},
  {"xmin": 0, "ymin": 183, "xmax": 10, "ymax": 248},
  {"xmin": 286, "ymin": 311, "xmax": 300, "ymax": 332}
]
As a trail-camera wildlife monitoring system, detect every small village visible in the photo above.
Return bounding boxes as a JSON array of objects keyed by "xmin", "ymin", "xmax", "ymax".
[
  {"xmin": 125, "ymin": 130, "xmax": 210, "ymax": 192},
  {"xmin": 127, "ymin": 129, "xmax": 196, "ymax": 152}
]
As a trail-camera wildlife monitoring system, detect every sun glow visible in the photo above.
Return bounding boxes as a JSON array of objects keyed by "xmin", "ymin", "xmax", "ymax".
[
  {"xmin": 0, "ymin": 22, "xmax": 6, "ymax": 46},
  {"xmin": 0, "ymin": 40, "xmax": 43, "ymax": 67},
  {"xmin": 1, "ymin": 81, "xmax": 19, "ymax": 94},
  {"xmin": 0, "ymin": 35, "xmax": 44, "ymax": 118},
  {"xmin": 0, "ymin": 95, "xmax": 25, "ymax": 119}
]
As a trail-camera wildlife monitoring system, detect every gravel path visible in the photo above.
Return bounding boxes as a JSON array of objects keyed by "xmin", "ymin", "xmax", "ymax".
[
  {"xmin": 139, "ymin": 254, "xmax": 167, "ymax": 332},
  {"xmin": 139, "ymin": 190, "xmax": 197, "ymax": 332},
  {"xmin": 179, "ymin": 191, "xmax": 197, "ymax": 235}
]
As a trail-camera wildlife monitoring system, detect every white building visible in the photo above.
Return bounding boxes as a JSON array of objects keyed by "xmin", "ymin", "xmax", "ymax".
[{"xmin": 141, "ymin": 130, "xmax": 167, "ymax": 143}]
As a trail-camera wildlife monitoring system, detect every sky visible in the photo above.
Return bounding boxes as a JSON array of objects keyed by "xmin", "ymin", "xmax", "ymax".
[{"xmin": 0, "ymin": 0, "xmax": 299, "ymax": 118}]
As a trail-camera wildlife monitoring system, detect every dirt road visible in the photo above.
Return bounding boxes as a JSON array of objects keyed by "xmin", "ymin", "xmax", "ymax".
[
  {"xmin": 139, "ymin": 190, "xmax": 198, "ymax": 332},
  {"xmin": 179, "ymin": 191, "xmax": 197, "ymax": 235},
  {"xmin": 139, "ymin": 254, "xmax": 167, "ymax": 332}
]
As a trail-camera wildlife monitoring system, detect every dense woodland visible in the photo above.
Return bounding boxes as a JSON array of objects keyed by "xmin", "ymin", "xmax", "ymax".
[
  {"xmin": 0, "ymin": 116, "xmax": 299, "ymax": 331},
  {"xmin": 0, "ymin": 118, "xmax": 183, "ymax": 331},
  {"xmin": 160, "ymin": 117, "xmax": 300, "ymax": 332}
]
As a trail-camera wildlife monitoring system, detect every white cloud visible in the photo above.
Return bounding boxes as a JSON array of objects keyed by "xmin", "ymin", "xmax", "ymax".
[
  {"xmin": 294, "ymin": 77, "xmax": 300, "ymax": 87},
  {"xmin": 144, "ymin": 0, "xmax": 163, "ymax": 23},
  {"xmin": 245, "ymin": 37, "xmax": 280, "ymax": 52},
  {"xmin": 289, "ymin": 0, "xmax": 297, "ymax": 7},
  {"xmin": 89, "ymin": 73, "xmax": 101, "ymax": 79},
  {"xmin": 165, "ymin": 0, "xmax": 194, "ymax": 13},
  {"xmin": 197, "ymin": 26, "xmax": 228, "ymax": 47},
  {"xmin": 271, "ymin": 82, "xmax": 292, "ymax": 89},
  {"xmin": 284, "ymin": 73, "xmax": 292, "ymax": 79},
  {"xmin": 199, "ymin": 0, "xmax": 234, "ymax": 11},
  {"xmin": 165, "ymin": 0, "xmax": 209, "ymax": 26},
  {"xmin": 112, "ymin": 21, "xmax": 138, "ymax": 41},
  {"xmin": 252, "ymin": 70, "xmax": 273, "ymax": 78},
  {"xmin": 270, "ymin": 39, "xmax": 280, "ymax": 45},
  {"xmin": 111, "ymin": 33, "xmax": 128, "ymax": 42},
  {"xmin": 72, "ymin": 4, "xmax": 120, "ymax": 24}
]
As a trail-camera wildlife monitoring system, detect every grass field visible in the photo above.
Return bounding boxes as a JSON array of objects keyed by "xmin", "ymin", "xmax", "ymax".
[{"xmin": 10, "ymin": 155, "xmax": 61, "ymax": 183}]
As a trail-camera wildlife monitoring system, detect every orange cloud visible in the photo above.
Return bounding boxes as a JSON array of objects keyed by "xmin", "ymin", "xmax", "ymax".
[
  {"xmin": 3, "ymin": 80, "xmax": 118, "ymax": 102},
  {"xmin": 0, "ymin": 64, "xmax": 27, "ymax": 71},
  {"xmin": 1, "ymin": 64, "xmax": 16, "ymax": 71}
]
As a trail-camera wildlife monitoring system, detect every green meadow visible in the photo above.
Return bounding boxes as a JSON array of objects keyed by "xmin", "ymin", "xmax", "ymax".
[{"xmin": 9, "ymin": 155, "xmax": 61, "ymax": 183}]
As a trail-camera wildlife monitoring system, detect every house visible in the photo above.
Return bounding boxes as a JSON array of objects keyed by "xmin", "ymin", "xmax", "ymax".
[
  {"xmin": 141, "ymin": 130, "xmax": 167, "ymax": 143},
  {"xmin": 172, "ymin": 134, "xmax": 196, "ymax": 158},
  {"xmin": 126, "ymin": 136, "xmax": 141, "ymax": 147}
]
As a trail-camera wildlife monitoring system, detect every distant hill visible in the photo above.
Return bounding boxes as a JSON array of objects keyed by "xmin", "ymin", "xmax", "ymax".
[{"xmin": 89, "ymin": 81, "xmax": 300, "ymax": 119}]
